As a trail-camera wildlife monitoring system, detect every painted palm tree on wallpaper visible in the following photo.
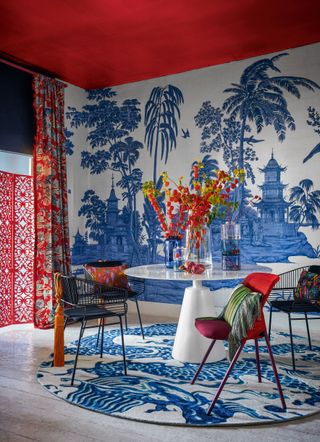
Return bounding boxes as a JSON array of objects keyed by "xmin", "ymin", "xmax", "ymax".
[
  {"xmin": 142, "ymin": 177, "xmax": 165, "ymax": 263},
  {"xmin": 289, "ymin": 179, "xmax": 320, "ymax": 229},
  {"xmin": 112, "ymin": 136, "xmax": 143, "ymax": 237},
  {"xmin": 144, "ymin": 85, "xmax": 184, "ymax": 183},
  {"xmin": 189, "ymin": 155, "xmax": 219, "ymax": 187},
  {"xmin": 223, "ymin": 53, "xmax": 320, "ymax": 176},
  {"xmin": 66, "ymin": 88, "xmax": 144, "ymax": 264}
]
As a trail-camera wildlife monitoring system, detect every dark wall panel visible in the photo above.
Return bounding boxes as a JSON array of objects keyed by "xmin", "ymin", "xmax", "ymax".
[{"xmin": 0, "ymin": 63, "xmax": 34, "ymax": 155}]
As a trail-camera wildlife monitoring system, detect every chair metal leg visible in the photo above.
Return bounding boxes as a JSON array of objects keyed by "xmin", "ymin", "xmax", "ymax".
[
  {"xmin": 96, "ymin": 320, "xmax": 103, "ymax": 348},
  {"xmin": 119, "ymin": 316, "xmax": 127, "ymax": 375},
  {"xmin": 125, "ymin": 312, "xmax": 128, "ymax": 331},
  {"xmin": 255, "ymin": 339, "xmax": 262, "ymax": 383},
  {"xmin": 81, "ymin": 319, "xmax": 87, "ymax": 338},
  {"xmin": 268, "ymin": 305, "xmax": 273, "ymax": 339},
  {"xmin": 191, "ymin": 340, "xmax": 216, "ymax": 385},
  {"xmin": 263, "ymin": 331, "xmax": 286, "ymax": 410},
  {"xmin": 288, "ymin": 313, "xmax": 296, "ymax": 370},
  {"xmin": 135, "ymin": 298, "xmax": 145, "ymax": 339},
  {"xmin": 207, "ymin": 342, "xmax": 245, "ymax": 415},
  {"xmin": 304, "ymin": 313, "xmax": 312, "ymax": 350},
  {"xmin": 71, "ymin": 320, "xmax": 85, "ymax": 386},
  {"xmin": 100, "ymin": 320, "xmax": 105, "ymax": 358}
]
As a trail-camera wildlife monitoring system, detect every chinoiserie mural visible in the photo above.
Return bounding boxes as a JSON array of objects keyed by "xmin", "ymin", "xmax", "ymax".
[{"xmin": 65, "ymin": 43, "xmax": 320, "ymax": 304}]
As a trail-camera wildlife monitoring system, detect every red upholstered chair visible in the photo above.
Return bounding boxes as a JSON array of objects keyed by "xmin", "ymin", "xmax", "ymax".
[{"xmin": 191, "ymin": 272, "xmax": 286, "ymax": 415}]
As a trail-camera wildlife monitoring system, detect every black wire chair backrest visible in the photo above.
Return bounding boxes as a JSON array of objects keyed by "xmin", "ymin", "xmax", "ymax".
[
  {"xmin": 59, "ymin": 274, "xmax": 128, "ymax": 314},
  {"xmin": 269, "ymin": 266, "xmax": 310, "ymax": 302},
  {"xmin": 60, "ymin": 275, "xmax": 79, "ymax": 306}
]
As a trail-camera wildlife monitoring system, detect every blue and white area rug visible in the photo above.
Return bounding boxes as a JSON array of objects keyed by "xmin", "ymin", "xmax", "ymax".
[{"xmin": 37, "ymin": 324, "xmax": 320, "ymax": 426}]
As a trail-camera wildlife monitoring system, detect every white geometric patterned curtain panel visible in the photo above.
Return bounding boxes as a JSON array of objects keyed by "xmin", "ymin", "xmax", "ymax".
[{"xmin": 0, "ymin": 171, "xmax": 34, "ymax": 327}]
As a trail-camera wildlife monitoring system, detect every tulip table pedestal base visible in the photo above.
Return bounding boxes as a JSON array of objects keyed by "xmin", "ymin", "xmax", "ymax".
[{"xmin": 172, "ymin": 279, "xmax": 226, "ymax": 363}]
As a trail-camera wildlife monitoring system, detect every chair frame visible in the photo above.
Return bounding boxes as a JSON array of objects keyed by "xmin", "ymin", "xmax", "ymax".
[
  {"xmin": 59, "ymin": 274, "xmax": 128, "ymax": 385},
  {"xmin": 191, "ymin": 273, "xmax": 286, "ymax": 415},
  {"xmin": 83, "ymin": 265, "xmax": 145, "ymax": 339},
  {"xmin": 268, "ymin": 266, "xmax": 320, "ymax": 370}
]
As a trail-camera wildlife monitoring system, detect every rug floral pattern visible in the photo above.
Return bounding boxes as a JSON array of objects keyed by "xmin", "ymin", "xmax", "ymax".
[{"xmin": 37, "ymin": 324, "xmax": 320, "ymax": 426}]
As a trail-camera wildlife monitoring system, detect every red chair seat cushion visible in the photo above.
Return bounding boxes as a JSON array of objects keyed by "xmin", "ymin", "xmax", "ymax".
[{"xmin": 195, "ymin": 318, "xmax": 231, "ymax": 340}]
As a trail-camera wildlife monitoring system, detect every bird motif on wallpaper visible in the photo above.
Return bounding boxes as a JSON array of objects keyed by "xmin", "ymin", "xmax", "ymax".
[
  {"xmin": 243, "ymin": 136, "xmax": 264, "ymax": 146},
  {"xmin": 181, "ymin": 128, "xmax": 190, "ymax": 138}
]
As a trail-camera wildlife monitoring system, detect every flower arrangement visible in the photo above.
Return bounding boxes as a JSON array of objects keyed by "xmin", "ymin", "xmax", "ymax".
[{"xmin": 142, "ymin": 161, "xmax": 245, "ymax": 249}]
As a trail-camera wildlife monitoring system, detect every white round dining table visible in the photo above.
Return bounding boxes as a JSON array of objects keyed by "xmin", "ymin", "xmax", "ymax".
[{"xmin": 125, "ymin": 263, "xmax": 271, "ymax": 363}]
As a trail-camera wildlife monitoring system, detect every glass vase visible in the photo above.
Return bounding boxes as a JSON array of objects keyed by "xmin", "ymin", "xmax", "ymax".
[
  {"xmin": 221, "ymin": 222, "xmax": 241, "ymax": 271},
  {"xmin": 164, "ymin": 236, "xmax": 182, "ymax": 269},
  {"xmin": 185, "ymin": 225, "xmax": 212, "ymax": 267}
]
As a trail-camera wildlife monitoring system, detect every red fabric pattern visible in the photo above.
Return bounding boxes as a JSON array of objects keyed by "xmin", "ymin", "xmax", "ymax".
[
  {"xmin": 33, "ymin": 74, "xmax": 71, "ymax": 328},
  {"xmin": 0, "ymin": 172, "xmax": 14, "ymax": 327},
  {"xmin": 0, "ymin": 172, "xmax": 34, "ymax": 327}
]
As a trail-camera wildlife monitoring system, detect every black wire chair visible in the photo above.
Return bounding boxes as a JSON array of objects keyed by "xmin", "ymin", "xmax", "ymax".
[
  {"xmin": 268, "ymin": 266, "xmax": 320, "ymax": 370},
  {"xmin": 59, "ymin": 274, "xmax": 128, "ymax": 385},
  {"xmin": 83, "ymin": 263, "xmax": 145, "ymax": 339}
]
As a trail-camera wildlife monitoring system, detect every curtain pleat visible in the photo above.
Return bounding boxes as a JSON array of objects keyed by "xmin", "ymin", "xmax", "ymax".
[{"xmin": 33, "ymin": 74, "xmax": 70, "ymax": 328}]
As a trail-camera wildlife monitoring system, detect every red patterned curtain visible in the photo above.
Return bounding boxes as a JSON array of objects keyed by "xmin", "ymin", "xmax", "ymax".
[
  {"xmin": 0, "ymin": 172, "xmax": 34, "ymax": 327},
  {"xmin": 33, "ymin": 74, "xmax": 71, "ymax": 329}
]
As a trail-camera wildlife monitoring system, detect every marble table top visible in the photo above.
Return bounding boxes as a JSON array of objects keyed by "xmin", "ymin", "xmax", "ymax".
[{"xmin": 124, "ymin": 263, "xmax": 271, "ymax": 282}]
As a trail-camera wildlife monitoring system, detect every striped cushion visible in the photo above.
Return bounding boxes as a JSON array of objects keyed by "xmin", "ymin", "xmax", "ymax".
[{"xmin": 223, "ymin": 284, "xmax": 259, "ymax": 327}]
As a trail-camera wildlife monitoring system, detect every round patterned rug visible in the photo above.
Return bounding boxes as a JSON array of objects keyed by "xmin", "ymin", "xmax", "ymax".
[{"xmin": 37, "ymin": 323, "xmax": 320, "ymax": 426}]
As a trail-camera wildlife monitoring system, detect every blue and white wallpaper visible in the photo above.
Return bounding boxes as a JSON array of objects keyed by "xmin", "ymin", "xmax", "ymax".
[{"xmin": 65, "ymin": 43, "xmax": 320, "ymax": 304}]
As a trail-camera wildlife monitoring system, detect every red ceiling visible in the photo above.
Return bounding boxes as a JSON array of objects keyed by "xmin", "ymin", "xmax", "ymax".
[{"xmin": 1, "ymin": 0, "xmax": 320, "ymax": 89}]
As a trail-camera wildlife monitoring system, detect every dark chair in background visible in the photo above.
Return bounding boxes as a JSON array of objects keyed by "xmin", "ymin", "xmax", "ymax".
[
  {"xmin": 268, "ymin": 265, "xmax": 320, "ymax": 370},
  {"xmin": 191, "ymin": 272, "xmax": 285, "ymax": 415},
  {"xmin": 83, "ymin": 261, "xmax": 145, "ymax": 339},
  {"xmin": 59, "ymin": 274, "xmax": 128, "ymax": 385}
]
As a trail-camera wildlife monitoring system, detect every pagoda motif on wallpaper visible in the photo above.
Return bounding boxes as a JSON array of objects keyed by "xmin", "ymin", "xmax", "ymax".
[
  {"xmin": 66, "ymin": 47, "xmax": 320, "ymax": 300},
  {"xmin": 255, "ymin": 151, "xmax": 294, "ymax": 237},
  {"xmin": 71, "ymin": 177, "xmax": 149, "ymax": 265},
  {"xmin": 234, "ymin": 152, "xmax": 316, "ymax": 263}
]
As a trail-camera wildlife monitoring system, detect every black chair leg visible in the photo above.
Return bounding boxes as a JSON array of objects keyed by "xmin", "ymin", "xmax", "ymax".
[
  {"xmin": 304, "ymin": 313, "xmax": 312, "ymax": 350},
  {"xmin": 96, "ymin": 320, "xmax": 103, "ymax": 348},
  {"xmin": 125, "ymin": 312, "xmax": 128, "ymax": 331},
  {"xmin": 81, "ymin": 320, "xmax": 87, "ymax": 338},
  {"xmin": 135, "ymin": 299, "xmax": 144, "ymax": 339},
  {"xmin": 100, "ymin": 320, "xmax": 105, "ymax": 358},
  {"xmin": 288, "ymin": 313, "xmax": 296, "ymax": 370},
  {"xmin": 268, "ymin": 305, "xmax": 273, "ymax": 339},
  {"xmin": 119, "ymin": 316, "xmax": 127, "ymax": 375},
  {"xmin": 71, "ymin": 320, "xmax": 85, "ymax": 386}
]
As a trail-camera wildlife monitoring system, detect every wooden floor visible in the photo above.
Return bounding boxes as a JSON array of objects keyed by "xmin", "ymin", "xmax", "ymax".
[{"xmin": 0, "ymin": 310, "xmax": 319, "ymax": 442}]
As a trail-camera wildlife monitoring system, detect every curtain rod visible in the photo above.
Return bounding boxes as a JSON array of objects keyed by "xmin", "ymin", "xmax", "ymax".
[{"xmin": 0, "ymin": 52, "xmax": 68, "ymax": 85}]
